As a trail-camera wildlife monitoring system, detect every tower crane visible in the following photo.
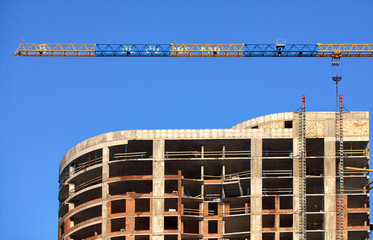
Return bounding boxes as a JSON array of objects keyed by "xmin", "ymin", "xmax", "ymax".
[{"xmin": 14, "ymin": 40, "xmax": 373, "ymax": 240}]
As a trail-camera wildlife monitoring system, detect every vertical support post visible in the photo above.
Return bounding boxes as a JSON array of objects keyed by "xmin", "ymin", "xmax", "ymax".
[
  {"xmin": 68, "ymin": 202, "xmax": 74, "ymax": 213},
  {"xmin": 152, "ymin": 139, "xmax": 165, "ymax": 240},
  {"xmin": 69, "ymin": 165, "xmax": 74, "ymax": 178},
  {"xmin": 67, "ymin": 183, "xmax": 75, "ymax": 212},
  {"xmin": 324, "ymin": 117, "xmax": 337, "ymax": 240},
  {"xmin": 222, "ymin": 145, "xmax": 226, "ymax": 159},
  {"xmin": 201, "ymin": 165, "xmax": 204, "ymax": 184},
  {"xmin": 101, "ymin": 146, "xmax": 109, "ymax": 239},
  {"xmin": 95, "ymin": 150, "xmax": 97, "ymax": 164},
  {"xmin": 201, "ymin": 164, "xmax": 205, "ymax": 202},
  {"xmin": 222, "ymin": 164, "xmax": 225, "ymax": 183},
  {"xmin": 250, "ymin": 138, "xmax": 262, "ymax": 240}
]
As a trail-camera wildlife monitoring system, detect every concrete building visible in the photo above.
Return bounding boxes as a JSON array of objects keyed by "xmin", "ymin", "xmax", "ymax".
[{"xmin": 58, "ymin": 111, "xmax": 370, "ymax": 240}]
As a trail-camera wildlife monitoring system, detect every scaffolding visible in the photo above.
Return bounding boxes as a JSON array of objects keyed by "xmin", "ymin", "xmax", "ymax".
[
  {"xmin": 337, "ymin": 95, "xmax": 345, "ymax": 240},
  {"xmin": 298, "ymin": 95, "xmax": 307, "ymax": 240}
]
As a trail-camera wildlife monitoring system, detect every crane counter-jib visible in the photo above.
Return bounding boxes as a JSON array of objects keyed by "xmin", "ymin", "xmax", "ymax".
[{"xmin": 14, "ymin": 43, "xmax": 373, "ymax": 58}]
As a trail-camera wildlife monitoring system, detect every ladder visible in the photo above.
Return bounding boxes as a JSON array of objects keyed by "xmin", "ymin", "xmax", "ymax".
[
  {"xmin": 298, "ymin": 95, "xmax": 307, "ymax": 240},
  {"xmin": 337, "ymin": 95, "xmax": 345, "ymax": 240}
]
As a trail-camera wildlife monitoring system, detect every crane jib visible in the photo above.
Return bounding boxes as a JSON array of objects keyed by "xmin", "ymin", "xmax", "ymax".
[{"xmin": 14, "ymin": 43, "xmax": 373, "ymax": 58}]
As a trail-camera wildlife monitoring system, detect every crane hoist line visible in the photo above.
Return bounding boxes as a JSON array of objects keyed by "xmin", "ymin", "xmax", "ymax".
[{"xmin": 14, "ymin": 42, "xmax": 373, "ymax": 58}]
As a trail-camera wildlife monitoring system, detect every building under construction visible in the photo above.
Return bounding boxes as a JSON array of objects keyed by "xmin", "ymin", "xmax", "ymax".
[{"xmin": 58, "ymin": 109, "xmax": 370, "ymax": 240}]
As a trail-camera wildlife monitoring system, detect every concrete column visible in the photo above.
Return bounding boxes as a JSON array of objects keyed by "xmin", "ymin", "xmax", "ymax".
[
  {"xmin": 68, "ymin": 183, "xmax": 75, "ymax": 194},
  {"xmin": 222, "ymin": 165, "xmax": 225, "ymax": 179},
  {"xmin": 201, "ymin": 164, "xmax": 204, "ymax": 236},
  {"xmin": 69, "ymin": 165, "xmax": 75, "ymax": 176},
  {"xmin": 250, "ymin": 138, "xmax": 262, "ymax": 240},
  {"xmin": 67, "ymin": 183, "xmax": 75, "ymax": 212},
  {"xmin": 222, "ymin": 145, "xmax": 226, "ymax": 158},
  {"xmin": 101, "ymin": 147, "xmax": 109, "ymax": 239},
  {"xmin": 292, "ymin": 120, "xmax": 300, "ymax": 240},
  {"xmin": 324, "ymin": 118, "xmax": 337, "ymax": 240},
  {"xmin": 201, "ymin": 165, "xmax": 204, "ymax": 198},
  {"xmin": 68, "ymin": 202, "xmax": 74, "ymax": 211},
  {"xmin": 152, "ymin": 139, "xmax": 165, "ymax": 240},
  {"xmin": 222, "ymin": 161, "xmax": 226, "ymax": 234}
]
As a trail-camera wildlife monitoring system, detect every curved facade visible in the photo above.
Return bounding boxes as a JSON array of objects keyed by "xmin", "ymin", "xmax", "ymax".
[{"xmin": 58, "ymin": 111, "xmax": 370, "ymax": 240}]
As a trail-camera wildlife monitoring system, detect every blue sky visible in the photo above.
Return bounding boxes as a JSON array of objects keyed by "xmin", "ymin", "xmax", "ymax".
[{"xmin": 1, "ymin": 0, "xmax": 372, "ymax": 239}]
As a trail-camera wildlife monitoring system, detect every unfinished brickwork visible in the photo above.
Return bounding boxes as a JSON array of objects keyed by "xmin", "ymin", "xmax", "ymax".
[{"xmin": 58, "ymin": 111, "xmax": 370, "ymax": 240}]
